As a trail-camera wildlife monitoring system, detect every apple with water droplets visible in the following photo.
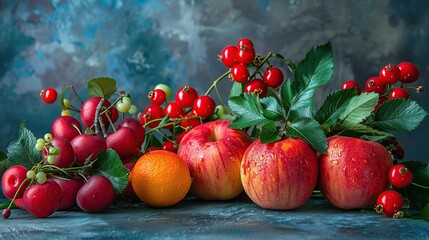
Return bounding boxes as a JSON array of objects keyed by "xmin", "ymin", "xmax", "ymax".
[
  {"xmin": 318, "ymin": 136, "xmax": 392, "ymax": 209},
  {"xmin": 177, "ymin": 120, "xmax": 252, "ymax": 200},
  {"xmin": 241, "ymin": 138, "xmax": 318, "ymax": 210}
]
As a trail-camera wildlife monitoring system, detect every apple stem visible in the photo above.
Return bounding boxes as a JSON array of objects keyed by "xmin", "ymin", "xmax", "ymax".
[{"xmin": 94, "ymin": 98, "xmax": 105, "ymax": 135}]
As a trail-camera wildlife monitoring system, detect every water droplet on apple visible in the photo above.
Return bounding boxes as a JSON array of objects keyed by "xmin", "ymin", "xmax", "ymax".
[
  {"xmin": 259, "ymin": 155, "xmax": 265, "ymax": 160},
  {"xmin": 342, "ymin": 167, "xmax": 347, "ymax": 172},
  {"xmin": 334, "ymin": 144, "xmax": 338, "ymax": 148},
  {"xmin": 330, "ymin": 159, "xmax": 339, "ymax": 165}
]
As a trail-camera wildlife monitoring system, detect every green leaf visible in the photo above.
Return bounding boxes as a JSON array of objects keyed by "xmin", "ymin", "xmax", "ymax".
[
  {"xmin": 260, "ymin": 121, "xmax": 281, "ymax": 143},
  {"xmin": 228, "ymin": 93, "xmax": 269, "ymax": 129},
  {"xmin": 260, "ymin": 96, "xmax": 284, "ymax": 121},
  {"xmin": 286, "ymin": 117, "xmax": 328, "ymax": 153},
  {"xmin": 229, "ymin": 81, "xmax": 243, "ymax": 98},
  {"xmin": 87, "ymin": 77, "xmax": 117, "ymax": 99},
  {"xmin": 402, "ymin": 161, "xmax": 429, "ymax": 209},
  {"xmin": 315, "ymin": 88, "xmax": 358, "ymax": 128},
  {"xmin": 159, "ymin": 114, "xmax": 170, "ymax": 127},
  {"xmin": 372, "ymin": 99, "xmax": 427, "ymax": 131},
  {"xmin": 142, "ymin": 132, "xmax": 162, "ymax": 151},
  {"xmin": 420, "ymin": 204, "xmax": 429, "ymax": 221},
  {"xmin": 287, "ymin": 42, "xmax": 334, "ymax": 120},
  {"xmin": 335, "ymin": 123, "xmax": 393, "ymax": 142},
  {"xmin": 338, "ymin": 92, "xmax": 378, "ymax": 128},
  {"xmin": 6, "ymin": 122, "xmax": 42, "ymax": 169},
  {"xmin": 91, "ymin": 149, "xmax": 129, "ymax": 193},
  {"xmin": 280, "ymin": 78, "xmax": 293, "ymax": 110}
]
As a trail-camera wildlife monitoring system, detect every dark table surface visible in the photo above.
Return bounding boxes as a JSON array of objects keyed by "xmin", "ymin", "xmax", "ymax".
[{"xmin": 0, "ymin": 195, "xmax": 428, "ymax": 240}]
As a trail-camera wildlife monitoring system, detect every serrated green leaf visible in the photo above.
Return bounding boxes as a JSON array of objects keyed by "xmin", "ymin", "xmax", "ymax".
[
  {"xmin": 91, "ymin": 149, "xmax": 129, "ymax": 193},
  {"xmin": 260, "ymin": 121, "xmax": 281, "ymax": 143},
  {"xmin": 287, "ymin": 42, "xmax": 334, "ymax": 120},
  {"xmin": 260, "ymin": 96, "xmax": 284, "ymax": 121},
  {"xmin": 338, "ymin": 92, "xmax": 378, "ymax": 127},
  {"xmin": 335, "ymin": 123, "xmax": 393, "ymax": 142},
  {"xmin": 87, "ymin": 77, "xmax": 117, "ymax": 99},
  {"xmin": 230, "ymin": 81, "xmax": 243, "ymax": 98},
  {"xmin": 372, "ymin": 99, "xmax": 427, "ymax": 131},
  {"xmin": 280, "ymin": 78, "xmax": 293, "ymax": 110},
  {"xmin": 402, "ymin": 161, "xmax": 429, "ymax": 209},
  {"xmin": 315, "ymin": 88, "xmax": 358, "ymax": 128},
  {"xmin": 286, "ymin": 117, "xmax": 327, "ymax": 153},
  {"xmin": 6, "ymin": 123, "xmax": 42, "ymax": 169},
  {"xmin": 228, "ymin": 93, "xmax": 269, "ymax": 129}
]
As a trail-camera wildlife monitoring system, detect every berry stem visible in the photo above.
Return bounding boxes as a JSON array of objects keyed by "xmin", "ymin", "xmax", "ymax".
[
  {"xmin": 204, "ymin": 69, "xmax": 231, "ymax": 96},
  {"xmin": 7, "ymin": 178, "xmax": 31, "ymax": 210}
]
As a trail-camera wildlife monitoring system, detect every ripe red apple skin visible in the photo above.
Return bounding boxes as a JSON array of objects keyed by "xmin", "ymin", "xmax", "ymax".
[
  {"xmin": 1, "ymin": 165, "xmax": 30, "ymax": 199},
  {"xmin": 177, "ymin": 120, "xmax": 252, "ymax": 200},
  {"xmin": 118, "ymin": 118, "xmax": 145, "ymax": 145},
  {"xmin": 106, "ymin": 128, "xmax": 140, "ymax": 158},
  {"xmin": 51, "ymin": 116, "xmax": 82, "ymax": 142},
  {"xmin": 80, "ymin": 97, "xmax": 118, "ymax": 128},
  {"xmin": 23, "ymin": 180, "xmax": 62, "ymax": 218},
  {"xmin": 71, "ymin": 134, "xmax": 107, "ymax": 165},
  {"xmin": 76, "ymin": 175, "xmax": 116, "ymax": 212},
  {"xmin": 43, "ymin": 137, "xmax": 75, "ymax": 168},
  {"xmin": 318, "ymin": 136, "xmax": 393, "ymax": 209},
  {"xmin": 241, "ymin": 138, "xmax": 318, "ymax": 210},
  {"xmin": 122, "ymin": 162, "xmax": 139, "ymax": 201},
  {"xmin": 52, "ymin": 178, "xmax": 83, "ymax": 210}
]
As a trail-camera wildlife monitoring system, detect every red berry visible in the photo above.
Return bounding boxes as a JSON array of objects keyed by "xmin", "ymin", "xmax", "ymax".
[
  {"xmin": 2, "ymin": 209, "xmax": 11, "ymax": 219},
  {"xmin": 40, "ymin": 88, "xmax": 58, "ymax": 104},
  {"xmin": 374, "ymin": 96, "xmax": 389, "ymax": 112},
  {"xmin": 244, "ymin": 79, "xmax": 268, "ymax": 98},
  {"xmin": 140, "ymin": 105, "xmax": 165, "ymax": 128},
  {"xmin": 148, "ymin": 89, "xmax": 167, "ymax": 105},
  {"xmin": 375, "ymin": 190, "xmax": 403, "ymax": 217},
  {"xmin": 193, "ymin": 95, "xmax": 216, "ymax": 118},
  {"xmin": 175, "ymin": 86, "xmax": 199, "ymax": 108},
  {"xmin": 388, "ymin": 164, "xmax": 413, "ymax": 188},
  {"xmin": 164, "ymin": 102, "xmax": 186, "ymax": 118},
  {"xmin": 221, "ymin": 45, "xmax": 238, "ymax": 68},
  {"xmin": 236, "ymin": 47, "xmax": 255, "ymax": 65},
  {"xmin": 161, "ymin": 141, "xmax": 178, "ymax": 153},
  {"xmin": 398, "ymin": 62, "xmax": 419, "ymax": 83},
  {"xmin": 176, "ymin": 131, "xmax": 188, "ymax": 144},
  {"xmin": 145, "ymin": 146, "xmax": 160, "ymax": 153},
  {"xmin": 263, "ymin": 67, "xmax": 284, "ymax": 88},
  {"xmin": 379, "ymin": 64, "xmax": 401, "ymax": 85},
  {"xmin": 365, "ymin": 77, "xmax": 386, "ymax": 94},
  {"xmin": 389, "ymin": 88, "xmax": 409, "ymax": 99},
  {"xmin": 180, "ymin": 113, "xmax": 201, "ymax": 129},
  {"xmin": 341, "ymin": 80, "xmax": 361, "ymax": 94},
  {"xmin": 1, "ymin": 165, "xmax": 30, "ymax": 199},
  {"xmin": 231, "ymin": 64, "xmax": 249, "ymax": 83},
  {"xmin": 237, "ymin": 38, "xmax": 254, "ymax": 49}
]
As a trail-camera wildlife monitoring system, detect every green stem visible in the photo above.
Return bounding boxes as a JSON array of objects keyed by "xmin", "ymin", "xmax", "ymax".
[
  {"xmin": 204, "ymin": 69, "xmax": 231, "ymax": 96},
  {"xmin": 248, "ymin": 52, "xmax": 273, "ymax": 80}
]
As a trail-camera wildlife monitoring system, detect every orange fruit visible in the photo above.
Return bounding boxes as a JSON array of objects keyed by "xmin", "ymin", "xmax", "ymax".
[{"xmin": 129, "ymin": 150, "xmax": 191, "ymax": 207}]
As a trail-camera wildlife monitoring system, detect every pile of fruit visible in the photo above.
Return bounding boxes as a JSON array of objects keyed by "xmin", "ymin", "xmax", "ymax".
[{"xmin": 1, "ymin": 39, "xmax": 428, "ymax": 221}]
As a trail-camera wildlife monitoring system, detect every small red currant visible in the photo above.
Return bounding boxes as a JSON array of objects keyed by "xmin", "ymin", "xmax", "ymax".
[
  {"xmin": 237, "ymin": 38, "xmax": 254, "ymax": 49},
  {"xmin": 161, "ymin": 141, "xmax": 178, "ymax": 153},
  {"xmin": 180, "ymin": 113, "xmax": 201, "ymax": 129},
  {"xmin": 341, "ymin": 80, "xmax": 361, "ymax": 94},
  {"xmin": 364, "ymin": 77, "xmax": 386, "ymax": 94},
  {"xmin": 164, "ymin": 102, "xmax": 186, "ymax": 119},
  {"xmin": 244, "ymin": 79, "xmax": 268, "ymax": 98},
  {"xmin": 40, "ymin": 87, "xmax": 58, "ymax": 104},
  {"xmin": 176, "ymin": 131, "xmax": 188, "ymax": 144},
  {"xmin": 236, "ymin": 46, "xmax": 255, "ymax": 65},
  {"xmin": 263, "ymin": 67, "xmax": 284, "ymax": 88},
  {"xmin": 375, "ymin": 190, "xmax": 403, "ymax": 217},
  {"xmin": 193, "ymin": 95, "xmax": 216, "ymax": 118},
  {"xmin": 220, "ymin": 45, "xmax": 238, "ymax": 68},
  {"xmin": 148, "ymin": 89, "xmax": 167, "ymax": 105},
  {"xmin": 2, "ymin": 209, "xmax": 11, "ymax": 219},
  {"xmin": 388, "ymin": 164, "xmax": 413, "ymax": 188},
  {"xmin": 398, "ymin": 62, "xmax": 419, "ymax": 83},
  {"xmin": 175, "ymin": 86, "xmax": 199, "ymax": 108},
  {"xmin": 389, "ymin": 88, "xmax": 409, "ymax": 99},
  {"xmin": 379, "ymin": 64, "xmax": 401, "ymax": 85},
  {"xmin": 231, "ymin": 64, "xmax": 249, "ymax": 83},
  {"xmin": 140, "ymin": 105, "xmax": 165, "ymax": 128}
]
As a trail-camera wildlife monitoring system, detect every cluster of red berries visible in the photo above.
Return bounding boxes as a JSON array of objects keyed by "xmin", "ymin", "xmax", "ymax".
[
  {"xmin": 375, "ymin": 164, "xmax": 414, "ymax": 218},
  {"xmin": 139, "ymin": 84, "xmax": 218, "ymax": 153},
  {"xmin": 220, "ymin": 38, "xmax": 285, "ymax": 98},
  {"xmin": 341, "ymin": 62, "xmax": 422, "ymax": 110}
]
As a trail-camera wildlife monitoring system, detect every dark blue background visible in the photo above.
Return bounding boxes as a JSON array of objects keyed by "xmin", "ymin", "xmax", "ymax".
[{"xmin": 1, "ymin": 0, "xmax": 428, "ymax": 162}]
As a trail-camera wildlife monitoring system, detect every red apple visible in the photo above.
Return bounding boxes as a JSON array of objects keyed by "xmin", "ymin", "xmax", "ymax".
[
  {"xmin": 106, "ymin": 128, "xmax": 140, "ymax": 158},
  {"xmin": 43, "ymin": 137, "xmax": 75, "ymax": 168},
  {"xmin": 80, "ymin": 97, "xmax": 118, "ymax": 128},
  {"xmin": 52, "ymin": 177, "xmax": 83, "ymax": 210},
  {"xmin": 71, "ymin": 134, "xmax": 107, "ymax": 165},
  {"xmin": 76, "ymin": 175, "xmax": 116, "ymax": 212},
  {"xmin": 51, "ymin": 116, "xmax": 82, "ymax": 142},
  {"xmin": 241, "ymin": 138, "xmax": 318, "ymax": 210},
  {"xmin": 23, "ymin": 180, "xmax": 62, "ymax": 218},
  {"xmin": 118, "ymin": 118, "xmax": 145, "ymax": 145},
  {"xmin": 318, "ymin": 136, "xmax": 393, "ymax": 209},
  {"xmin": 177, "ymin": 120, "xmax": 252, "ymax": 200},
  {"xmin": 121, "ymin": 162, "xmax": 139, "ymax": 201}
]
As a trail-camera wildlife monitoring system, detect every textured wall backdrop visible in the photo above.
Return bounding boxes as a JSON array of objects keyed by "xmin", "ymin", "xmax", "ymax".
[{"xmin": 0, "ymin": 0, "xmax": 428, "ymax": 162}]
